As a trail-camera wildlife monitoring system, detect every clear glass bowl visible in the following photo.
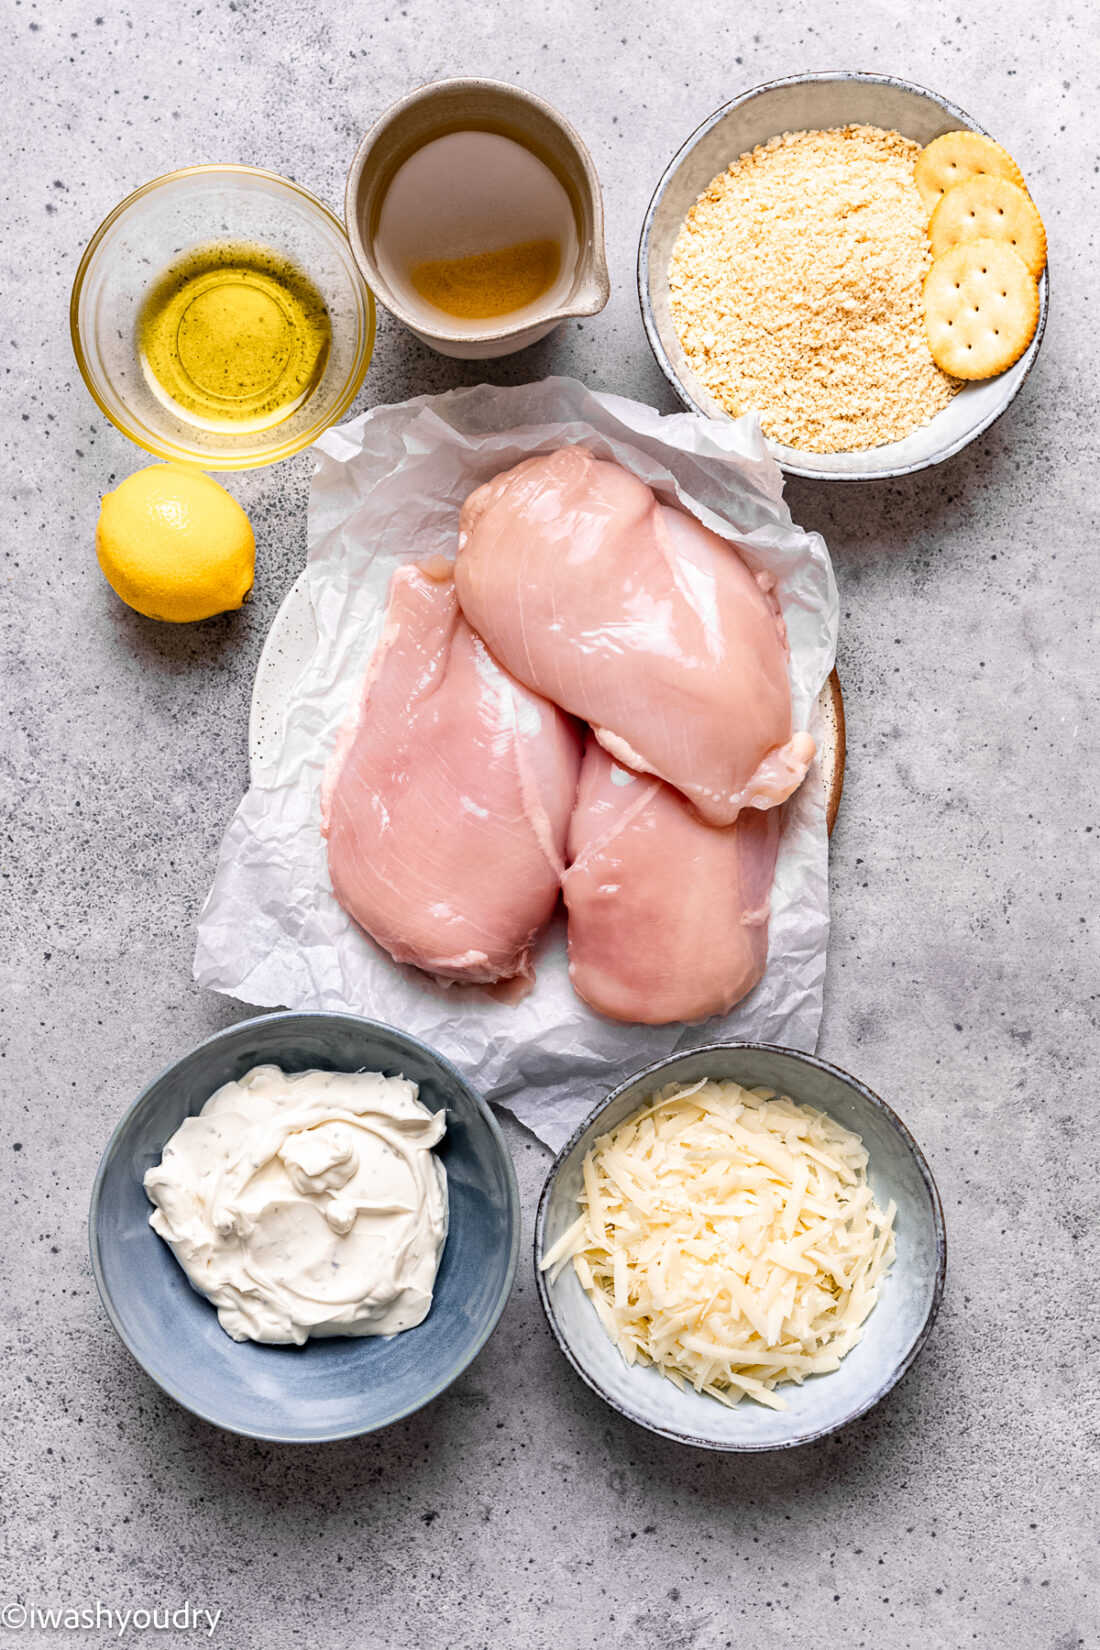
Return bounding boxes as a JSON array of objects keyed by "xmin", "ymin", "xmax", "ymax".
[{"xmin": 70, "ymin": 165, "xmax": 376, "ymax": 469}]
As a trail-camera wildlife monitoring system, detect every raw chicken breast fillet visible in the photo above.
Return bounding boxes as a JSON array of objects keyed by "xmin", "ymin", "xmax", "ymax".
[
  {"xmin": 455, "ymin": 446, "xmax": 814, "ymax": 827},
  {"xmin": 562, "ymin": 735, "xmax": 781, "ymax": 1025},
  {"xmin": 323, "ymin": 560, "xmax": 582, "ymax": 985}
]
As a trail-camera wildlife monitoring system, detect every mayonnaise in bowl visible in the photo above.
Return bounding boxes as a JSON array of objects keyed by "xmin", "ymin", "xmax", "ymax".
[{"xmin": 144, "ymin": 1065, "xmax": 448, "ymax": 1345}]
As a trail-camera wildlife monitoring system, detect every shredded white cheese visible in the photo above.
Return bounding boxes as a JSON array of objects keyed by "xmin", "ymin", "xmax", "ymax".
[{"xmin": 541, "ymin": 1080, "xmax": 896, "ymax": 1410}]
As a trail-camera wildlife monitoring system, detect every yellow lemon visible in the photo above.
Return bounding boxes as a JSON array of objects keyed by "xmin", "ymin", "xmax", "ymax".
[{"xmin": 96, "ymin": 463, "xmax": 255, "ymax": 623}]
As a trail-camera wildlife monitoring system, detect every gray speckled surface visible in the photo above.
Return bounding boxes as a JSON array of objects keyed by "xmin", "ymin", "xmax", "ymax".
[{"xmin": 2, "ymin": 2, "xmax": 1097, "ymax": 1646}]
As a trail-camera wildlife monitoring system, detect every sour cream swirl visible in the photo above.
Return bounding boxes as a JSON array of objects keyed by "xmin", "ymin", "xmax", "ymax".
[{"xmin": 144, "ymin": 1065, "xmax": 448, "ymax": 1345}]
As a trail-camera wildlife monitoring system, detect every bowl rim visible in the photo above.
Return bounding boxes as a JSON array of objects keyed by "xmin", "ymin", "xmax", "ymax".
[
  {"xmin": 637, "ymin": 70, "xmax": 1049, "ymax": 483},
  {"xmin": 69, "ymin": 163, "xmax": 377, "ymax": 471},
  {"xmin": 88, "ymin": 1009, "xmax": 521, "ymax": 1443},
  {"xmin": 534, "ymin": 1039, "xmax": 947, "ymax": 1451}
]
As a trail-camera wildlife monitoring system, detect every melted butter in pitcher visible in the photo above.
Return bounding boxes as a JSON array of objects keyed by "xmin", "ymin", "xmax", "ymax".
[
  {"xmin": 410, "ymin": 238, "xmax": 562, "ymax": 321},
  {"xmin": 138, "ymin": 242, "xmax": 331, "ymax": 432},
  {"xmin": 375, "ymin": 130, "xmax": 579, "ymax": 334}
]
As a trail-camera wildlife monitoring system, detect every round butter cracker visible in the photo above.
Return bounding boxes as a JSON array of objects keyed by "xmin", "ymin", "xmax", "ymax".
[
  {"xmin": 930, "ymin": 175, "xmax": 1047, "ymax": 278},
  {"xmin": 923, "ymin": 238, "xmax": 1039, "ymax": 379},
  {"xmin": 914, "ymin": 130, "xmax": 1027, "ymax": 213}
]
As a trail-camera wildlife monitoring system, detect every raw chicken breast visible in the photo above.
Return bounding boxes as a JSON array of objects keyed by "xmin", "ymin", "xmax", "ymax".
[
  {"xmin": 455, "ymin": 446, "xmax": 814, "ymax": 827},
  {"xmin": 562, "ymin": 736, "xmax": 780, "ymax": 1025},
  {"xmin": 323, "ymin": 560, "xmax": 582, "ymax": 985}
]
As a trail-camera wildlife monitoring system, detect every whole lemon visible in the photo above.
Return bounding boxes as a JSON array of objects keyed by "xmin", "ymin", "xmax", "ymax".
[{"xmin": 96, "ymin": 463, "xmax": 255, "ymax": 623}]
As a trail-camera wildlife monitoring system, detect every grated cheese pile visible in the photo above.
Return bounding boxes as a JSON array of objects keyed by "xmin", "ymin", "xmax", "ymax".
[{"xmin": 541, "ymin": 1079, "xmax": 896, "ymax": 1410}]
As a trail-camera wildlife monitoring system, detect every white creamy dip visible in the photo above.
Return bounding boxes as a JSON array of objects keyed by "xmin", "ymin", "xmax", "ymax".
[{"xmin": 144, "ymin": 1065, "xmax": 448, "ymax": 1345}]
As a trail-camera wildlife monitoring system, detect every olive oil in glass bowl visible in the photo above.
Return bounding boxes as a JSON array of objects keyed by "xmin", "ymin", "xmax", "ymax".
[
  {"xmin": 138, "ymin": 241, "xmax": 333, "ymax": 433},
  {"xmin": 71, "ymin": 166, "xmax": 375, "ymax": 470}
]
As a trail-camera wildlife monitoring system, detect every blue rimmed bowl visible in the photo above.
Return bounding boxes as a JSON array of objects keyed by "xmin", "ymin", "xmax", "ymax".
[
  {"xmin": 90, "ymin": 1012, "xmax": 519, "ymax": 1442},
  {"xmin": 535, "ymin": 1042, "xmax": 945, "ymax": 1450}
]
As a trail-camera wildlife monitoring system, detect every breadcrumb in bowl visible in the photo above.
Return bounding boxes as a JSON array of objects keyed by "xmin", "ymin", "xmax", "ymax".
[
  {"xmin": 639, "ymin": 73, "xmax": 1048, "ymax": 483},
  {"xmin": 669, "ymin": 126, "xmax": 963, "ymax": 453}
]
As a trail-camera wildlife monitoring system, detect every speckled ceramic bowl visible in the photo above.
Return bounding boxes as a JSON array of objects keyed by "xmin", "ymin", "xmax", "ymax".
[
  {"xmin": 639, "ymin": 72, "xmax": 1048, "ymax": 481},
  {"xmin": 90, "ymin": 1012, "xmax": 519, "ymax": 1442},
  {"xmin": 345, "ymin": 78, "xmax": 609, "ymax": 360},
  {"xmin": 536, "ymin": 1043, "xmax": 945, "ymax": 1450}
]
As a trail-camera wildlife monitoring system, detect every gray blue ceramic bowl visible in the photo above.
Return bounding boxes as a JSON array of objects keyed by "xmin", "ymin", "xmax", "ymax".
[
  {"xmin": 90, "ymin": 1012, "xmax": 519, "ymax": 1442},
  {"xmin": 639, "ymin": 72, "xmax": 1048, "ymax": 482},
  {"xmin": 535, "ymin": 1042, "xmax": 945, "ymax": 1450}
]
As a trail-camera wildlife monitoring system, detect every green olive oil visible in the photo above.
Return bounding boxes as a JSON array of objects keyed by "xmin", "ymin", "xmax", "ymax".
[{"xmin": 137, "ymin": 242, "xmax": 332, "ymax": 432}]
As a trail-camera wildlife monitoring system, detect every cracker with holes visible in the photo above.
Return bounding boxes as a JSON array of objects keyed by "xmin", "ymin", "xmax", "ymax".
[
  {"xmin": 923, "ymin": 238, "xmax": 1039, "ymax": 379},
  {"xmin": 914, "ymin": 130, "xmax": 1026, "ymax": 213},
  {"xmin": 930, "ymin": 175, "xmax": 1047, "ymax": 277}
]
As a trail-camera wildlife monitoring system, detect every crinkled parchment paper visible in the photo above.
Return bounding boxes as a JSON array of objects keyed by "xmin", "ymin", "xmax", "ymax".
[{"xmin": 194, "ymin": 378, "xmax": 838, "ymax": 1150}]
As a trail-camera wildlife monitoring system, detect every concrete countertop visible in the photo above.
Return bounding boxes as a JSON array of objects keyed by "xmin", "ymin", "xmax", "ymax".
[{"xmin": 2, "ymin": 2, "xmax": 1096, "ymax": 1646}]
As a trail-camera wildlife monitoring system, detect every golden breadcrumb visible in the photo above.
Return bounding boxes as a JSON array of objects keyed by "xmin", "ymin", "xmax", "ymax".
[{"xmin": 669, "ymin": 125, "xmax": 962, "ymax": 453}]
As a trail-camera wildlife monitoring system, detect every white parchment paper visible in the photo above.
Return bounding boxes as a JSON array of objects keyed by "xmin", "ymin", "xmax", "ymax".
[{"xmin": 194, "ymin": 378, "xmax": 839, "ymax": 1150}]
